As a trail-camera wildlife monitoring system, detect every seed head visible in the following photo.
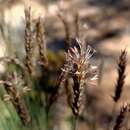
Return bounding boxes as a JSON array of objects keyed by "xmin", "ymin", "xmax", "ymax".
[{"xmin": 62, "ymin": 38, "xmax": 97, "ymax": 116}]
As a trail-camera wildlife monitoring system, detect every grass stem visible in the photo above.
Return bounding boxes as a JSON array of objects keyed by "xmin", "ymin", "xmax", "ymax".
[{"xmin": 73, "ymin": 116, "xmax": 78, "ymax": 130}]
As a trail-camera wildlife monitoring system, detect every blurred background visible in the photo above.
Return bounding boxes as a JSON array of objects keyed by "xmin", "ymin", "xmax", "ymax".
[{"xmin": 0, "ymin": 0, "xmax": 130, "ymax": 130}]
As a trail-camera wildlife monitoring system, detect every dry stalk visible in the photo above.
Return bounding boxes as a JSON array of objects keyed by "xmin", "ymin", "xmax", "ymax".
[
  {"xmin": 74, "ymin": 12, "xmax": 80, "ymax": 38},
  {"xmin": 48, "ymin": 71, "xmax": 67, "ymax": 109},
  {"xmin": 58, "ymin": 12, "xmax": 71, "ymax": 50}
]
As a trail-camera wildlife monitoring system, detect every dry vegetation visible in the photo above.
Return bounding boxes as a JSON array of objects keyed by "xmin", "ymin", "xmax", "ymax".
[{"xmin": 0, "ymin": 0, "xmax": 130, "ymax": 130}]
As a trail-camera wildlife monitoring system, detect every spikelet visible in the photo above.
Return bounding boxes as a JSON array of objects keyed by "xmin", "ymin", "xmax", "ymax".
[
  {"xmin": 113, "ymin": 50, "xmax": 127, "ymax": 102},
  {"xmin": 0, "ymin": 72, "xmax": 30, "ymax": 125},
  {"xmin": 24, "ymin": 7, "xmax": 34, "ymax": 75},
  {"xmin": 0, "ymin": 56, "xmax": 31, "ymax": 89},
  {"xmin": 36, "ymin": 17, "xmax": 48, "ymax": 66},
  {"xmin": 113, "ymin": 103, "xmax": 129, "ymax": 130}
]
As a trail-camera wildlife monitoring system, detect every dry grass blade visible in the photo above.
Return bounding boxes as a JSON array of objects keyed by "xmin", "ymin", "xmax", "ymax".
[{"xmin": 113, "ymin": 50, "xmax": 127, "ymax": 102}]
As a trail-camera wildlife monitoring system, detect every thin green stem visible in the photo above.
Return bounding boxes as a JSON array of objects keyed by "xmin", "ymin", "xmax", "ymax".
[
  {"xmin": 45, "ymin": 108, "xmax": 49, "ymax": 130},
  {"xmin": 45, "ymin": 93, "xmax": 49, "ymax": 130},
  {"xmin": 73, "ymin": 116, "xmax": 78, "ymax": 130}
]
